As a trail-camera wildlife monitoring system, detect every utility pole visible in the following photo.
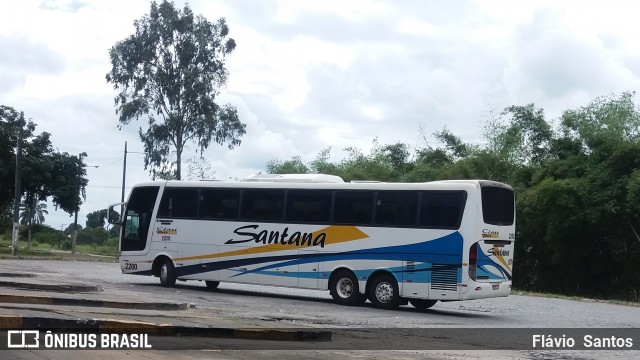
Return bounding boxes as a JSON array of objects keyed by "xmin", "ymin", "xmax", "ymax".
[
  {"xmin": 121, "ymin": 141, "xmax": 127, "ymax": 214},
  {"xmin": 72, "ymin": 153, "xmax": 83, "ymax": 255},
  {"xmin": 11, "ymin": 112, "xmax": 24, "ymax": 256}
]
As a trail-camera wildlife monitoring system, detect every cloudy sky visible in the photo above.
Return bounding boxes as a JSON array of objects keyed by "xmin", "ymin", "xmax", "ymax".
[{"xmin": 2, "ymin": 0, "xmax": 640, "ymax": 230}]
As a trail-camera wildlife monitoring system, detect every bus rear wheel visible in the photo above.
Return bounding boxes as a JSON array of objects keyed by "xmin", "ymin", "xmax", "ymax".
[
  {"xmin": 159, "ymin": 258, "xmax": 177, "ymax": 287},
  {"xmin": 409, "ymin": 299, "xmax": 437, "ymax": 310},
  {"xmin": 205, "ymin": 281, "xmax": 220, "ymax": 289},
  {"xmin": 368, "ymin": 273, "xmax": 400, "ymax": 310},
  {"xmin": 330, "ymin": 270, "xmax": 365, "ymax": 306}
]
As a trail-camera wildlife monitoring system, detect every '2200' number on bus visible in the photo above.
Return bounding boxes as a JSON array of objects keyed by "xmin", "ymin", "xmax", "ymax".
[{"xmin": 124, "ymin": 263, "xmax": 138, "ymax": 271}]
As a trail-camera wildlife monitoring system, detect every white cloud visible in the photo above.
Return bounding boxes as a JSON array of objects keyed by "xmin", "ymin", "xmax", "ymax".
[{"xmin": 3, "ymin": 0, "xmax": 640, "ymax": 229}]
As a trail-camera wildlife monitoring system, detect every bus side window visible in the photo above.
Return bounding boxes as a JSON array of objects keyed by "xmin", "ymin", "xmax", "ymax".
[
  {"xmin": 158, "ymin": 188, "xmax": 198, "ymax": 219},
  {"xmin": 419, "ymin": 191, "xmax": 466, "ymax": 229},
  {"xmin": 285, "ymin": 190, "xmax": 331, "ymax": 223},
  {"xmin": 375, "ymin": 191, "xmax": 419, "ymax": 226},
  {"xmin": 334, "ymin": 191, "xmax": 373, "ymax": 225},
  {"xmin": 241, "ymin": 190, "xmax": 284, "ymax": 221},
  {"xmin": 200, "ymin": 189, "xmax": 240, "ymax": 220}
]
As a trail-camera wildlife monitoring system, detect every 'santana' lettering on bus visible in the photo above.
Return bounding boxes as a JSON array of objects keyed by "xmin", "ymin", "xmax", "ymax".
[
  {"xmin": 227, "ymin": 225, "xmax": 327, "ymax": 248},
  {"xmin": 481, "ymin": 229, "xmax": 499, "ymax": 238},
  {"xmin": 488, "ymin": 248, "xmax": 510, "ymax": 257},
  {"xmin": 156, "ymin": 227, "xmax": 177, "ymax": 235}
]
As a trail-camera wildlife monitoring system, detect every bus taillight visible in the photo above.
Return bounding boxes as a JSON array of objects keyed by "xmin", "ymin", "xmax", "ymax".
[{"xmin": 469, "ymin": 242, "xmax": 478, "ymax": 281}]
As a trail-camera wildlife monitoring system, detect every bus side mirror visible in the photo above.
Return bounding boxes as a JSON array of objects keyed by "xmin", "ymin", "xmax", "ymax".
[{"xmin": 107, "ymin": 202, "xmax": 126, "ymax": 225}]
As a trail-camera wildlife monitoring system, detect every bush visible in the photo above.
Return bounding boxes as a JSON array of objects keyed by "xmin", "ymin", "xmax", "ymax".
[
  {"xmin": 60, "ymin": 240, "xmax": 72, "ymax": 251},
  {"xmin": 33, "ymin": 231, "xmax": 64, "ymax": 246},
  {"xmin": 77, "ymin": 227, "xmax": 109, "ymax": 246}
]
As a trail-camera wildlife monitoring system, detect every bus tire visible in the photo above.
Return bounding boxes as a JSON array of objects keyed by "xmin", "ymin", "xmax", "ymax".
[
  {"xmin": 330, "ymin": 270, "xmax": 365, "ymax": 306},
  {"xmin": 368, "ymin": 273, "xmax": 400, "ymax": 310},
  {"xmin": 409, "ymin": 299, "xmax": 437, "ymax": 310},
  {"xmin": 159, "ymin": 258, "xmax": 177, "ymax": 287},
  {"xmin": 205, "ymin": 281, "xmax": 220, "ymax": 289}
]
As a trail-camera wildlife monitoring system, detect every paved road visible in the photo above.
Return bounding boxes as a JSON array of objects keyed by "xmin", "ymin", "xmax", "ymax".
[{"xmin": 2, "ymin": 259, "xmax": 640, "ymax": 360}]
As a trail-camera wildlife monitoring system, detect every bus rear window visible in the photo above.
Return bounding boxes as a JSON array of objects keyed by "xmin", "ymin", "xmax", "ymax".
[{"xmin": 481, "ymin": 186, "xmax": 514, "ymax": 226}]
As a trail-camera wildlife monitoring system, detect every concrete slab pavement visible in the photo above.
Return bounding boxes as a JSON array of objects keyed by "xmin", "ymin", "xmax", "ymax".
[{"xmin": 0, "ymin": 271, "xmax": 332, "ymax": 343}]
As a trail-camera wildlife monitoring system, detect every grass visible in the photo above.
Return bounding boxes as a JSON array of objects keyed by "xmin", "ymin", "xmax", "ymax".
[
  {"xmin": 0, "ymin": 238, "xmax": 117, "ymax": 262},
  {"xmin": 513, "ymin": 290, "xmax": 640, "ymax": 307}
]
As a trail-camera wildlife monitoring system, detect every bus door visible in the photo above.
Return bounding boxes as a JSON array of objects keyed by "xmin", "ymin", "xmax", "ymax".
[
  {"xmin": 153, "ymin": 187, "xmax": 203, "ymax": 259},
  {"xmin": 150, "ymin": 218, "xmax": 179, "ymax": 255}
]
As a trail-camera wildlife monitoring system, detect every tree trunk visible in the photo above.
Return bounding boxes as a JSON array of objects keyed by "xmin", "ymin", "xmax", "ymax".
[
  {"xmin": 176, "ymin": 146, "xmax": 182, "ymax": 180},
  {"xmin": 27, "ymin": 218, "xmax": 32, "ymax": 249}
]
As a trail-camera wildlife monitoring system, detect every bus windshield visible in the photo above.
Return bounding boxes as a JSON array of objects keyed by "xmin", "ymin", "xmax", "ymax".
[{"xmin": 121, "ymin": 186, "xmax": 159, "ymax": 252}]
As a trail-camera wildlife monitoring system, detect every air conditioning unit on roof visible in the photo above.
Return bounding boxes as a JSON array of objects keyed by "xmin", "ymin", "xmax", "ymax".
[{"xmin": 242, "ymin": 173, "xmax": 344, "ymax": 183}]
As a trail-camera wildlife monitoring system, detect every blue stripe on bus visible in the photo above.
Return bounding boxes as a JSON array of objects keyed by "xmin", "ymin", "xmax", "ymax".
[
  {"xmin": 174, "ymin": 232, "xmax": 463, "ymax": 278},
  {"xmin": 246, "ymin": 264, "xmax": 454, "ymax": 283},
  {"xmin": 242, "ymin": 231, "xmax": 463, "ymax": 275}
]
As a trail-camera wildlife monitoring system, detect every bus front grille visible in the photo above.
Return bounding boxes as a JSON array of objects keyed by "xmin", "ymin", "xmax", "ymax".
[{"xmin": 430, "ymin": 264, "xmax": 458, "ymax": 291}]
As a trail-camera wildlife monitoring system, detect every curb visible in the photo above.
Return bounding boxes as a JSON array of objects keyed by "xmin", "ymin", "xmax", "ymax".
[
  {"xmin": 0, "ymin": 316, "xmax": 332, "ymax": 342},
  {"xmin": 0, "ymin": 273, "xmax": 37, "ymax": 278},
  {"xmin": 0, "ymin": 294, "xmax": 188, "ymax": 310},
  {"xmin": 0, "ymin": 280, "xmax": 100, "ymax": 293}
]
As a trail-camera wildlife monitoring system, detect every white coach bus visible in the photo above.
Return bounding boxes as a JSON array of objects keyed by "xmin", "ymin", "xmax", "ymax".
[{"xmin": 108, "ymin": 174, "xmax": 515, "ymax": 310}]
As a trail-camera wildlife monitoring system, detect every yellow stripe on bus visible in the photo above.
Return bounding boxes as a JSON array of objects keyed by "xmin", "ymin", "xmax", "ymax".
[{"xmin": 175, "ymin": 225, "xmax": 369, "ymax": 262}]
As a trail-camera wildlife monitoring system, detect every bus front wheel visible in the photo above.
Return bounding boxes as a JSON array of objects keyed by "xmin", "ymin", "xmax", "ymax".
[
  {"xmin": 330, "ymin": 270, "xmax": 365, "ymax": 306},
  {"xmin": 159, "ymin": 258, "xmax": 177, "ymax": 287},
  {"xmin": 368, "ymin": 273, "xmax": 400, "ymax": 310},
  {"xmin": 409, "ymin": 299, "xmax": 437, "ymax": 310}
]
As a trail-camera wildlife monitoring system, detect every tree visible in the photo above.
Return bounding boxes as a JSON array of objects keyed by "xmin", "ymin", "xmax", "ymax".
[
  {"xmin": 64, "ymin": 223, "xmax": 82, "ymax": 236},
  {"xmin": 86, "ymin": 209, "xmax": 107, "ymax": 228},
  {"xmin": 1, "ymin": 105, "xmax": 88, "ymax": 232},
  {"xmin": 86, "ymin": 208, "xmax": 121, "ymax": 228},
  {"xmin": 266, "ymin": 156, "xmax": 309, "ymax": 174},
  {"xmin": 20, "ymin": 196, "xmax": 48, "ymax": 225},
  {"xmin": 19, "ymin": 194, "xmax": 48, "ymax": 248},
  {"xmin": 185, "ymin": 156, "xmax": 216, "ymax": 180},
  {"xmin": 106, "ymin": 0, "xmax": 246, "ymax": 180}
]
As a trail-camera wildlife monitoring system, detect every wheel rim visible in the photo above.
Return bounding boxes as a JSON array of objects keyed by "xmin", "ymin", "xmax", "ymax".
[
  {"xmin": 160, "ymin": 264, "xmax": 168, "ymax": 283},
  {"xmin": 375, "ymin": 282, "xmax": 394, "ymax": 303},
  {"xmin": 336, "ymin": 278, "xmax": 354, "ymax": 298}
]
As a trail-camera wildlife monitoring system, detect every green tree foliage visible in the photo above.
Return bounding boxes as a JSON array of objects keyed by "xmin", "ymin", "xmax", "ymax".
[
  {"xmin": 19, "ymin": 196, "xmax": 48, "ymax": 226},
  {"xmin": 64, "ymin": 223, "xmax": 82, "ymax": 236},
  {"xmin": 18, "ymin": 224, "xmax": 61, "ymax": 247},
  {"xmin": 265, "ymin": 92, "xmax": 640, "ymax": 301},
  {"xmin": 266, "ymin": 156, "xmax": 309, "ymax": 174},
  {"xmin": 106, "ymin": 0, "xmax": 246, "ymax": 180},
  {"xmin": 0, "ymin": 106, "xmax": 89, "ymax": 233},
  {"xmin": 86, "ymin": 208, "xmax": 121, "ymax": 228},
  {"xmin": 86, "ymin": 209, "xmax": 107, "ymax": 228},
  {"xmin": 19, "ymin": 195, "xmax": 48, "ymax": 248},
  {"xmin": 108, "ymin": 225, "xmax": 121, "ymax": 238}
]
